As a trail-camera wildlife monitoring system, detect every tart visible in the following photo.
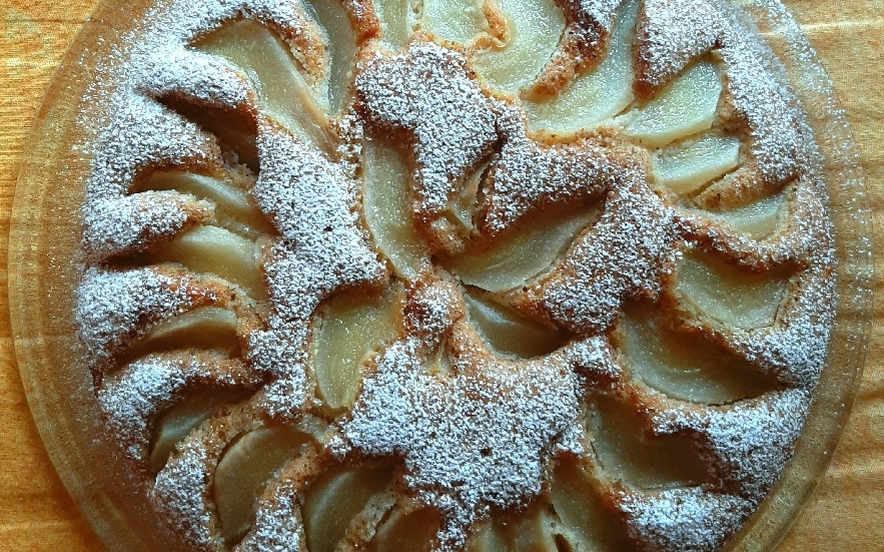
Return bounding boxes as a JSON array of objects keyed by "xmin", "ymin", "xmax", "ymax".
[{"xmin": 8, "ymin": 0, "xmax": 873, "ymax": 551}]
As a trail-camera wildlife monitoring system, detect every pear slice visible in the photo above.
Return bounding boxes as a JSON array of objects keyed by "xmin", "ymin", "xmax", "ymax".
[
  {"xmin": 526, "ymin": 0, "xmax": 637, "ymax": 134},
  {"xmin": 675, "ymin": 252, "xmax": 787, "ymax": 329},
  {"xmin": 147, "ymin": 225, "xmax": 264, "ymax": 298},
  {"xmin": 615, "ymin": 312, "xmax": 772, "ymax": 404},
  {"xmin": 624, "ymin": 61, "xmax": 722, "ymax": 147},
  {"xmin": 471, "ymin": 0, "xmax": 566, "ymax": 94},
  {"xmin": 302, "ymin": 0, "xmax": 357, "ymax": 115},
  {"xmin": 313, "ymin": 287, "xmax": 402, "ymax": 411},
  {"xmin": 511, "ymin": 505, "xmax": 557, "ymax": 552},
  {"xmin": 463, "ymin": 289, "xmax": 567, "ymax": 358},
  {"xmin": 375, "ymin": 0, "xmax": 413, "ymax": 50},
  {"xmin": 195, "ymin": 19, "xmax": 329, "ymax": 150},
  {"xmin": 302, "ymin": 461, "xmax": 395, "ymax": 552},
  {"xmin": 588, "ymin": 396, "xmax": 711, "ymax": 489},
  {"xmin": 137, "ymin": 171, "xmax": 274, "ymax": 238},
  {"xmin": 550, "ymin": 457, "xmax": 631, "ymax": 551},
  {"xmin": 465, "ymin": 520, "xmax": 508, "ymax": 552},
  {"xmin": 213, "ymin": 426, "xmax": 312, "ymax": 544},
  {"xmin": 652, "ymin": 133, "xmax": 741, "ymax": 194},
  {"xmin": 420, "ymin": 0, "xmax": 487, "ymax": 45},
  {"xmin": 122, "ymin": 307, "xmax": 240, "ymax": 366},
  {"xmin": 362, "ymin": 138, "xmax": 429, "ymax": 282},
  {"xmin": 705, "ymin": 192, "xmax": 784, "ymax": 239},
  {"xmin": 446, "ymin": 210, "xmax": 594, "ymax": 293},
  {"xmin": 149, "ymin": 387, "xmax": 251, "ymax": 473},
  {"xmin": 373, "ymin": 507, "xmax": 443, "ymax": 552}
]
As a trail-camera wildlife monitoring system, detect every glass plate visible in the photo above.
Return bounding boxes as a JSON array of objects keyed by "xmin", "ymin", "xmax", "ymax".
[{"xmin": 8, "ymin": 1, "xmax": 873, "ymax": 551}]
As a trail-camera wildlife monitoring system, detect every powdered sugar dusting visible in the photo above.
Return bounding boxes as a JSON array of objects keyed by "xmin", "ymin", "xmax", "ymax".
[
  {"xmin": 616, "ymin": 488, "xmax": 753, "ymax": 552},
  {"xmin": 83, "ymin": 193, "xmax": 211, "ymax": 260},
  {"xmin": 98, "ymin": 353, "xmax": 260, "ymax": 462},
  {"xmin": 653, "ymin": 389, "xmax": 809, "ymax": 498},
  {"xmin": 481, "ymin": 106, "xmax": 633, "ymax": 234},
  {"xmin": 524, "ymin": 174, "xmax": 678, "ymax": 333},
  {"xmin": 637, "ymin": 0, "xmax": 722, "ymax": 91},
  {"xmin": 356, "ymin": 42, "xmax": 498, "ymax": 229},
  {"xmin": 342, "ymin": 278, "xmax": 586, "ymax": 547},
  {"xmin": 77, "ymin": 267, "xmax": 226, "ymax": 377},
  {"xmin": 70, "ymin": 0, "xmax": 841, "ymax": 550}
]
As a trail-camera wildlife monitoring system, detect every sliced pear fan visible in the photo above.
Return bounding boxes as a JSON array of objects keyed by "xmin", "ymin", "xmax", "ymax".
[
  {"xmin": 615, "ymin": 312, "xmax": 773, "ymax": 404},
  {"xmin": 652, "ymin": 133, "xmax": 740, "ymax": 194},
  {"xmin": 420, "ymin": 0, "xmax": 487, "ymax": 45},
  {"xmin": 137, "ymin": 171, "xmax": 274, "ymax": 238},
  {"xmin": 624, "ymin": 61, "xmax": 722, "ymax": 147},
  {"xmin": 149, "ymin": 387, "xmax": 252, "ymax": 473},
  {"xmin": 194, "ymin": 19, "xmax": 329, "ymax": 150},
  {"xmin": 463, "ymin": 289, "xmax": 567, "ymax": 358},
  {"xmin": 704, "ymin": 192, "xmax": 784, "ymax": 239},
  {"xmin": 363, "ymin": 138, "xmax": 429, "ymax": 281},
  {"xmin": 526, "ymin": 0, "xmax": 638, "ymax": 134},
  {"xmin": 446, "ymin": 210, "xmax": 595, "ymax": 293},
  {"xmin": 213, "ymin": 427, "xmax": 313, "ymax": 544},
  {"xmin": 471, "ymin": 0, "xmax": 566, "ymax": 94},
  {"xmin": 588, "ymin": 396, "xmax": 712, "ymax": 489},
  {"xmin": 313, "ymin": 286, "xmax": 402, "ymax": 411},
  {"xmin": 145, "ymin": 225, "xmax": 264, "ymax": 297},
  {"xmin": 372, "ymin": 507, "xmax": 443, "ymax": 552},
  {"xmin": 675, "ymin": 252, "xmax": 787, "ymax": 329},
  {"xmin": 303, "ymin": 462, "xmax": 395, "ymax": 552}
]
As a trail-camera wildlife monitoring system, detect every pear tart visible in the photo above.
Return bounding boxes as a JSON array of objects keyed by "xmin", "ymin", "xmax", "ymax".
[{"xmin": 60, "ymin": 0, "xmax": 837, "ymax": 550}]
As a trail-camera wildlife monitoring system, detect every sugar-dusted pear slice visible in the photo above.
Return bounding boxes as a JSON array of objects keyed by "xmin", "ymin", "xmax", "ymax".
[
  {"xmin": 705, "ymin": 192, "xmax": 784, "ymax": 239},
  {"xmin": 675, "ymin": 252, "xmax": 787, "ymax": 329},
  {"xmin": 471, "ymin": 0, "xmax": 566, "ymax": 94},
  {"xmin": 149, "ymin": 387, "xmax": 252, "ymax": 473},
  {"xmin": 194, "ymin": 19, "xmax": 329, "ymax": 150},
  {"xmin": 446, "ymin": 210, "xmax": 594, "ymax": 293},
  {"xmin": 303, "ymin": 461, "xmax": 395, "ymax": 552},
  {"xmin": 375, "ymin": 0, "xmax": 413, "ymax": 50},
  {"xmin": 373, "ymin": 507, "xmax": 443, "ymax": 552},
  {"xmin": 137, "ymin": 171, "xmax": 275, "ymax": 238},
  {"xmin": 550, "ymin": 457, "xmax": 631, "ymax": 551},
  {"xmin": 363, "ymin": 138, "xmax": 429, "ymax": 281},
  {"xmin": 302, "ymin": 0, "xmax": 357, "ymax": 114},
  {"xmin": 465, "ymin": 520, "xmax": 508, "ymax": 552},
  {"xmin": 589, "ymin": 396, "xmax": 712, "ymax": 489},
  {"xmin": 526, "ymin": 0, "xmax": 637, "ymax": 134},
  {"xmin": 123, "ymin": 307, "xmax": 240, "ymax": 366},
  {"xmin": 213, "ymin": 426, "xmax": 312, "ymax": 544},
  {"xmin": 463, "ymin": 288, "xmax": 567, "ymax": 358},
  {"xmin": 624, "ymin": 61, "xmax": 722, "ymax": 147},
  {"xmin": 420, "ymin": 0, "xmax": 487, "ymax": 45},
  {"xmin": 652, "ymin": 133, "xmax": 740, "ymax": 194},
  {"xmin": 314, "ymin": 286, "xmax": 402, "ymax": 411},
  {"xmin": 147, "ymin": 225, "xmax": 264, "ymax": 297},
  {"xmin": 615, "ymin": 311, "xmax": 773, "ymax": 404}
]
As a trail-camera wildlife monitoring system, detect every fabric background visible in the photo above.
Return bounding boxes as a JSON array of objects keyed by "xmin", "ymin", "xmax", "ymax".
[{"xmin": 0, "ymin": 0, "xmax": 881, "ymax": 549}]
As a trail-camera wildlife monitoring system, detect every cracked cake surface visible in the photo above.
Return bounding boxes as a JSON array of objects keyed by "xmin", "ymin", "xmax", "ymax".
[{"xmin": 12, "ymin": 0, "xmax": 854, "ymax": 550}]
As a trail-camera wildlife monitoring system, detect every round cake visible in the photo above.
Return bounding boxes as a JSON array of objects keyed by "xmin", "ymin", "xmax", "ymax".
[{"xmin": 9, "ymin": 0, "xmax": 873, "ymax": 551}]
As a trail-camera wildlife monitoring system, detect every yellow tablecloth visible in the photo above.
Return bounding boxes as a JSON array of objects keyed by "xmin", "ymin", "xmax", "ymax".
[{"xmin": 1, "ymin": 1, "xmax": 881, "ymax": 549}]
